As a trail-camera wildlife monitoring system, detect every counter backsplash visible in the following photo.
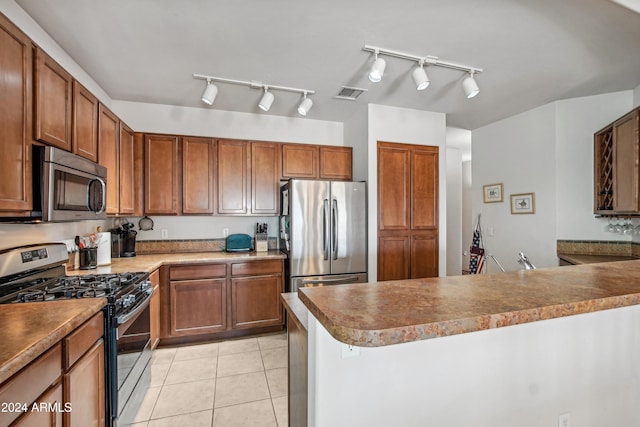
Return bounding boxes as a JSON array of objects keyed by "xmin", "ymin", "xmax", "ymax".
[
  {"xmin": 557, "ymin": 240, "xmax": 640, "ymax": 258},
  {"xmin": 136, "ymin": 237, "xmax": 278, "ymax": 254}
]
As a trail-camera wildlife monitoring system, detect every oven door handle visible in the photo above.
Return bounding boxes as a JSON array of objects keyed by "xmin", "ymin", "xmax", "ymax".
[{"xmin": 116, "ymin": 288, "xmax": 153, "ymax": 326}]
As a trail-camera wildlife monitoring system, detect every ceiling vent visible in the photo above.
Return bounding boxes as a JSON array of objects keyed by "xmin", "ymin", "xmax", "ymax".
[{"xmin": 335, "ymin": 86, "xmax": 368, "ymax": 101}]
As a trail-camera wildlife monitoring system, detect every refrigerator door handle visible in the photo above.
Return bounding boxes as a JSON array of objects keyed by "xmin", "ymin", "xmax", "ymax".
[
  {"xmin": 323, "ymin": 199, "xmax": 330, "ymax": 260},
  {"xmin": 332, "ymin": 199, "xmax": 338, "ymax": 260},
  {"xmin": 302, "ymin": 276, "xmax": 359, "ymax": 285}
]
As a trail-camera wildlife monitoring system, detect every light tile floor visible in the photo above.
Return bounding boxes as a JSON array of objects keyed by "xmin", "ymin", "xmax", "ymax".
[{"xmin": 120, "ymin": 332, "xmax": 288, "ymax": 427}]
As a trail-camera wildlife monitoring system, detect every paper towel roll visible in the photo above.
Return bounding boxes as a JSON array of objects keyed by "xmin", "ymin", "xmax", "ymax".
[{"xmin": 97, "ymin": 232, "xmax": 111, "ymax": 266}]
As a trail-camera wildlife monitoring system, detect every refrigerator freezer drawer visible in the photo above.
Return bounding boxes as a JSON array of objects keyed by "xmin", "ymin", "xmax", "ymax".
[{"xmin": 291, "ymin": 273, "xmax": 368, "ymax": 293}]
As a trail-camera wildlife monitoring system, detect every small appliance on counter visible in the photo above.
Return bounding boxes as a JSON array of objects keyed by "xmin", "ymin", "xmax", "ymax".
[
  {"xmin": 112, "ymin": 222, "xmax": 137, "ymax": 257},
  {"xmin": 226, "ymin": 233, "xmax": 253, "ymax": 252}
]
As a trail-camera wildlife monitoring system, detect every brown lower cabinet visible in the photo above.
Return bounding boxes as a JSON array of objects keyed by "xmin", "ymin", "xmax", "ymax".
[
  {"xmin": 149, "ymin": 269, "xmax": 161, "ymax": 350},
  {"xmin": 0, "ymin": 312, "xmax": 104, "ymax": 427},
  {"xmin": 160, "ymin": 259, "xmax": 284, "ymax": 343}
]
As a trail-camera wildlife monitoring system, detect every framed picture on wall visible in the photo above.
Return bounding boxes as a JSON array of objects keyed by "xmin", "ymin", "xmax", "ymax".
[
  {"xmin": 483, "ymin": 183, "xmax": 504, "ymax": 203},
  {"xmin": 510, "ymin": 192, "xmax": 535, "ymax": 214}
]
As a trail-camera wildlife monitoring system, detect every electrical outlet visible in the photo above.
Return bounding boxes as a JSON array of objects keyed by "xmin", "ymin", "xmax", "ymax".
[
  {"xmin": 223, "ymin": 228, "xmax": 229, "ymax": 237},
  {"xmin": 341, "ymin": 343, "xmax": 360, "ymax": 359},
  {"xmin": 161, "ymin": 229, "xmax": 169, "ymax": 240},
  {"xmin": 558, "ymin": 412, "xmax": 570, "ymax": 427}
]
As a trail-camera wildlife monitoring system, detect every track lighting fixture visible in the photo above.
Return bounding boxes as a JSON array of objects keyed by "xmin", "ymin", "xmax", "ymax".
[
  {"xmin": 369, "ymin": 50, "xmax": 386, "ymax": 83},
  {"xmin": 193, "ymin": 74, "xmax": 315, "ymax": 116},
  {"xmin": 201, "ymin": 79, "xmax": 218, "ymax": 105},
  {"xmin": 297, "ymin": 92, "xmax": 313, "ymax": 116},
  {"xmin": 412, "ymin": 61, "xmax": 430, "ymax": 91},
  {"xmin": 462, "ymin": 72, "xmax": 480, "ymax": 99},
  {"xmin": 258, "ymin": 87, "xmax": 274, "ymax": 111},
  {"xmin": 363, "ymin": 45, "xmax": 482, "ymax": 99}
]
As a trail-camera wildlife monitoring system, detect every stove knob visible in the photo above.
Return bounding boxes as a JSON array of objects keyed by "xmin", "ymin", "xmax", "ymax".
[
  {"xmin": 122, "ymin": 294, "xmax": 136, "ymax": 308},
  {"xmin": 139, "ymin": 280, "xmax": 151, "ymax": 291}
]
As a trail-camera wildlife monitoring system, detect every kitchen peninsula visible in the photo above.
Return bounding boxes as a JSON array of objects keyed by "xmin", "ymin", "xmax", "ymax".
[{"xmin": 287, "ymin": 260, "xmax": 640, "ymax": 427}]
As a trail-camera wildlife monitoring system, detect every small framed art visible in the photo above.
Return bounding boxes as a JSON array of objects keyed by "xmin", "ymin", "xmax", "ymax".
[
  {"xmin": 483, "ymin": 183, "xmax": 503, "ymax": 203},
  {"xmin": 510, "ymin": 192, "xmax": 535, "ymax": 214}
]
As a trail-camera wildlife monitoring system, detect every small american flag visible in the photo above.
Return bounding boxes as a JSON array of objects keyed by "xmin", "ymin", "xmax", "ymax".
[{"xmin": 468, "ymin": 215, "xmax": 485, "ymax": 274}]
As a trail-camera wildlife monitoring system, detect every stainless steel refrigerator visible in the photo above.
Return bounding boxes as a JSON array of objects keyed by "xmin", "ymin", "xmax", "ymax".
[{"xmin": 280, "ymin": 179, "xmax": 367, "ymax": 292}]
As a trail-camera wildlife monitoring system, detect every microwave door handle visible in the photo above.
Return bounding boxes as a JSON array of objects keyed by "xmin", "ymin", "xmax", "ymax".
[{"xmin": 88, "ymin": 178, "xmax": 107, "ymax": 214}]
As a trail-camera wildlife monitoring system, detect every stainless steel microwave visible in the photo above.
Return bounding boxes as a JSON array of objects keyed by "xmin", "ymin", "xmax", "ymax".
[{"xmin": 32, "ymin": 145, "xmax": 107, "ymax": 221}]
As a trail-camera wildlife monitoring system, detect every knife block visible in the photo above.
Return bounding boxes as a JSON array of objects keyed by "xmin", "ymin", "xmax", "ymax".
[{"xmin": 255, "ymin": 233, "xmax": 268, "ymax": 252}]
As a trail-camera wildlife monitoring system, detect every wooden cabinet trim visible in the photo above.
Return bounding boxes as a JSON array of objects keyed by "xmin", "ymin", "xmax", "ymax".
[
  {"xmin": 72, "ymin": 80, "xmax": 99, "ymax": 162},
  {"xmin": 169, "ymin": 263, "xmax": 227, "ymax": 280},
  {"xmin": 231, "ymin": 259, "xmax": 283, "ymax": 276}
]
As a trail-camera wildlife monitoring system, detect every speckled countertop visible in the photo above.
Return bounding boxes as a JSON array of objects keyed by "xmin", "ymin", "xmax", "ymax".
[
  {"xmin": 0, "ymin": 298, "xmax": 106, "ymax": 383},
  {"xmin": 66, "ymin": 250, "xmax": 286, "ymax": 275},
  {"xmin": 281, "ymin": 292, "xmax": 308, "ymax": 332},
  {"xmin": 557, "ymin": 253, "xmax": 636, "ymax": 265},
  {"xmin": 298, "ymin": 260, "xmax": 640, "ymax": 347}
]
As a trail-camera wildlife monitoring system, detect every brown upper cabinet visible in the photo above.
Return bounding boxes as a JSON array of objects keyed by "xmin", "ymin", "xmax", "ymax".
[
  {"xmin": 319, "ymin": 146, "xmax": 352, "ymax": 180},
  {"xmin": 98, "ymin": 104, "xmax": 120, "ymax": 215},
  {"xmin": 217, "ymin": 139, "xmax": 250, "ymax": 214},
  {"xmin": 72, "ymin": 80, "xmax": 99, "ymax": 162},
  {"xmin": 144, "ymin": 134, "xmax": 180, "ymax": 215},
  {"xmin": 594, "ymin": 107, "xmax": 640, "ymax": 215},
  {"xmin": 118, "ymin": 123, "xmax": 142, "ymax": 216},
  {"xmin": 252, "ymin": 142, "xmax": 281, "ymax": 215},
  {"xmin": 183, "ymin": 136, "xmax": 215, "ymax": 214},
  {"xmin": 282, "ymin": 143, "xmax": 353, "ymax": 181},
  {"xmin": 34, "ymin": 47, "xmax": 73, "ymax": 151},
  {"xmin": 0, "ymin": 14, "xmax": 32, "ymax": 214}
]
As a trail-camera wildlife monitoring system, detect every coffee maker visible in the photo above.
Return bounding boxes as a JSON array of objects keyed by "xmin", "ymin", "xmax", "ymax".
[{"xmin": 113, "ymin": 223, "xmax": 137, "ymax": 257}]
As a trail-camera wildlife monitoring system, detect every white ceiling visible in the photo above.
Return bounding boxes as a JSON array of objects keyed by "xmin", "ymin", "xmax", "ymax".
[{"xmin": 15, "ymin": 0, "xmax": 640, "ymax": 130}]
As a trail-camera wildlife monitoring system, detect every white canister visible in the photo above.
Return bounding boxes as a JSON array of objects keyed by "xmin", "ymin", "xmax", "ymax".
[{"xmin": 96, "ymin": 232, "xmax": 112, "ymax": 266}]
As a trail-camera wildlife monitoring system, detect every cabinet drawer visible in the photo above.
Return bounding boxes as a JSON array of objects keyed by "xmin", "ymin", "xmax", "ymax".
[
  {"xmin": 63, "ymin": 311, "xmax": 104, "ymax": 369},
  {"xmin": 231, "ymin": 260, "xmax": 282, "ymax": 276},
  {"xmin": 170, "ymin": 264, "xmax": 227, "ymax": 280},
  {"xmin": 0, "ymin": 343, "xmax": 62, "ymax": 426}
]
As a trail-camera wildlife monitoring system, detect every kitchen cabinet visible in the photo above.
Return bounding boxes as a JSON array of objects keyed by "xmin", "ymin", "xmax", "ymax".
[
  {"xmin": 98, "ymin": 104, "xmax": 120, "ymax": 215},
  {"xmin": 72, "ymin": 80, "xmax": 99, "ymax": 162},
  {"xmin": 34, "ymin": 47, "xmax": 73, "ymax": 151},
  {"xmin": 282, "ymin": 143, "xmax": 319, "ymax": 179},
  {"xmin": 217, "ymin": 139, "xmax": 249, "ymax": 214},
  {"xmin": 231, "ymin": 260, "xmax": 284, "ymax": 329},
  {"xmin": 377, "ymin": 141, "xmax": 438, "ymax": 281},
  {"xmin": 594, "ymin": 107, "xmax": 640, "ymax": 214},
  {"xmin": 144, "ymin": 134, "xmax": 180, "ymax": 215},
  {"xmin": 0, "ymin": 13, "xmax": 32, "ymax": 214},
  {"xmin": 166, "ymin": 264, "xmax": 227, "ymax": 337},
  {"xmin": 319, "ymin": 146, "xmax": 352, "ymax": 180},
  {"xmin": 13, "ymin": 382, "xmax": 63, "ymax": 427},
  {"xmin": 118, "ymin": 123, "xmax": 141, "ymax": 216},
  {"xmin": 183, "ymin": 136, "xmax": 215, "ymax": 214},
  {"xmin": 149, "ymin": 269, "xmax": 161, "ymax": 350},
  {"xmin": 251, "ymin": 142, "xmax": 280, "ymax": 215}
]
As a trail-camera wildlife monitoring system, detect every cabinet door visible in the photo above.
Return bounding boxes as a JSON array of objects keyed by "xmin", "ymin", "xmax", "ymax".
[
  {"xmin": 232, "ymin": 275, "xmax": 283, "ymax": 329},
  {"xmin": 13, "ymin": 382, "xmax": 63, "ymax": 427},
  {"xmin": 593, "ymin": 126, "xmax": 614, "ymax": 213},
  {"xmin": 183, "ymin": 137, "xmax": 215, "ymax": 214},
  {"xmin": 98, "ymin": 104, "xmax": 120, "ymax": 215},
  {"xmin": 0, "ymin": 14, "xmax": 32, "ymax": 213},
  {"xmin": 34, "ymin": 48, "xmax": 72, "ymax": 151},
  {"xmin": 377, "ymin": 235, "xmax": 410, "ymax": 281},
  {"xmin": 613, "ymin": 110, "xmax": 640, "ymax": 212},
  {"xmin": 411, "ymin": 147, "xmax": 438, "ymax": 230},
  {"xmin": 63, "ymin": 340, "xmax": 105, "ymax": 427},
  {"xmin": 410, "ymin": 232, "xmax": 438, "ymax": 279},
  {"xmin": 217, "ymin": 139, "xmax": 249, "ymax": 214},
  {"xmin": 319, "ymin": 146, "xmax": 352, "ymax": 180},
  {"xmin": 149, "ymin": 269, "xmax": 160, "ymax": 350},
  {"xmin": 282, "ymin": 144, "xmax": 318, "ymax": 179},
  {"xmin": 72, "ymin": 80, "xmax": 98, "ymax": 162},
  {"xmin": 251, "ymin": 141, "xmax": 280, "ymax": 215},
  {"xmin": 170, "ymin": 279, "xmax": 226, "ymax": 336},
  {"xmin": 378, "ymin": 144, "xmax": 410, "ymax": 230},
  {"xmin": 145, "ymin": 134, "xmax": 180, "ymax": 215},
  {"xmin": 118, "ymin": 122, "xmax": 137, "ymax": 215}
]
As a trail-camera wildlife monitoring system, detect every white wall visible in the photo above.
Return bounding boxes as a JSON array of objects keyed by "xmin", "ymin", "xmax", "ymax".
[
  {"xmin": 634, "ymin": 82, "xmax": 640, "ymax": 107},
  {"xmin": 307, "ymin": 305, "xmax": 640, "ymax": 427},
  {"xmin": 343, "ymin": 107, "xmax": 369, "ymax": 182},
  {"xmin": 472, "ymin": 103, "xmax": 557, "ymax": 270},
  {"xmin": 462, "ymin": 161, "xmax": 473, "ymax": 270},
  {"xmin": 366, "ymin": 105, "xmax": 447, "ymax": 280},
  {"xmin": 472, "ymin": 91, "xmax": 634, "ymax": 270},
  {"xmin": 446, "ymin": 148, "xmax": 462, "ymax": 275}
]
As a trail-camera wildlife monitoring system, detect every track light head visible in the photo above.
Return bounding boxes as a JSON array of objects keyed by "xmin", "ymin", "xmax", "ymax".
[
  {"xmin": 369, "ymin": 51, "xmax": 386, "ymax": 83},
  {"xmin": 298, "ymin": 93, "xmax": 313, "ymax": 116},
  {"xmin": 201, "ymin": 80, "xmax": 218, "ymax": 105},
  {"xmin": 462, "ymin": 72, "xmax": 480, "ymax": 99},
  {"xmin": 258, "ymin": 87, "xmax": 274, "ymax": 111},
  {"xmin": 412, "ymin": 62, "xmax": 430, "ymax": 91}
]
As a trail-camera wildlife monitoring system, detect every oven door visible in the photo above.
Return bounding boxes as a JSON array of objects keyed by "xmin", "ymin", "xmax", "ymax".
[{"xmin": 109, "ymin": 290, "xmax": 153, "ymax": 425}]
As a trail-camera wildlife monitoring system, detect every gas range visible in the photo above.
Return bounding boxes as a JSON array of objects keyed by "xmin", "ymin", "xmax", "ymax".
[{"xmin": 0, "ymin": 243, "xmax": 153, "ymax": 427}]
